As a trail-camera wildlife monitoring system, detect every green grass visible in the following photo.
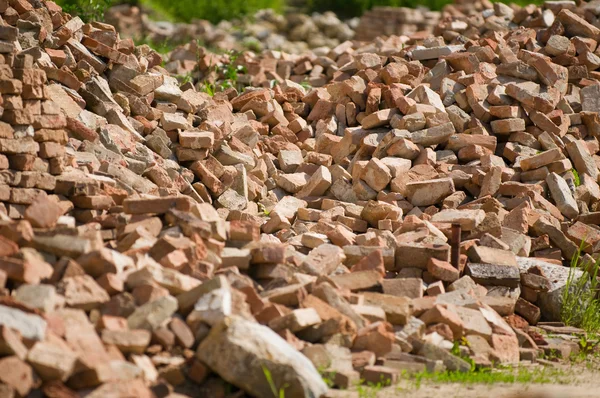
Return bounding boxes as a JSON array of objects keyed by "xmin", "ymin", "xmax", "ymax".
[
  {"xmin": 300, "ymin": 80, "xmax": 312, "ymax": 91},
  {"xmin": 571, "ymin": 168, "xmax": 581, "ymax": 187},
  {"xmin": 55, "ymin": 0, "xmax": 119, "ymax": 22},
  {"xmin": 400, "ymin": 366, "xmax": 571, "ymax": 390},
  {"xmin": 451, "ymin": 338, "xmax": 476, "ymax": 372},
  {"xmin": 561, "ymin": 245, "xmax": 600, "ymax": 334},
  {"xmin": 142, "ymin": 0, "xmax": 284, "ymax": 24},
  {"xmin": 137, "ymin": 0, "xmax": 176, "ymax": 22},
  {"xmin": 357, "ymin": 379, "xmax": 390, "ymax": 398},
  {"xmin": 134, "ymin": 37, "xmax": 178, "ymax": 55},
  {"xmin": 410, "ymin": 366, "xmax": 569, "ymax": 387},
  {"xmin": 571, "ymin": 334, "xmax": 600, "ymax": 364},
  {"xmin": 262, "ymin": 365, "xmax": 287, "ymax": 398},
  {"xmin": 198, "ymin": 50, "xmax": 248, "ymax": 96},
  {"xmin": 56, "ymin": 0, "xmax": 283, "ymax": 25},
  {"xmin": 318, "ymin": 367, "xmax": 336, "ymax": 388}
]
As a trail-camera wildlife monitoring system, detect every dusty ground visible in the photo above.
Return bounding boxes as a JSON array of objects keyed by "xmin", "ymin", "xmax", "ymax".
[
  {"xmin": 375, "ymin": 362, "xmax": 599, "ymax": 398},
  {"xmin": 389, "ymin": 384, "xmax": 597, "ymax": 398}
]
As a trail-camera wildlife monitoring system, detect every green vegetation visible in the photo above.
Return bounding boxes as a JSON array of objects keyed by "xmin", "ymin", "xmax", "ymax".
[
  {"xmin": 134, "ymin": 37, "xmax": 177, "ymax": 55},
  {"xmin": 561, "ymin": 245, "xmax": 600, "ymax": 334},
  {"xmin": 56, "ymin": 0, "xmax": 283, "ymax": 24},
  {"xmin": 262, "ymin": 365, "xmax": 287, "ymax": 398},
  {"xmin": 571, "ymin": 168, "xmax": 581, "ymax": 187},
  {"xmin": 451, "ymin": 338, "xmax": 476, "ymax": 372},
  {"xmin": 573, "ymin": 334, "xmax": 600, "ymax": 363},
  {"xmin": 318, "ymin": 367, "xmax": 336, "ymax": 388},
  {"xmin": 347, "ymin": 365, "xmax": 572, "ymax": 395},
  {"xmin": 55, "ymin": 0, "xmax": 117, "ymax": 22},
  {"xmin": 300, "ymin": 80, "xmax": 312, "ymax": 91},
  {"xmin": 199, "ymin": 81, "xmax": 217, "ymax": 97},
  {"xmin": 357, "ymin": 378, "xmax": 391, "ymax": 398},
  {"xmin": 221, "ymin": 58, "xmax": 247, "ymax": 91},
  {"xmin": 143, "ymin": 0, "xmax": 284, "ymax": 24},
  {"xmin": 174, "ymin": 72, "xmax": 194, "ymax": 86},
  {"xmin": 409, "ymin": 365, "xmax": 570, "ymax": 388},
  {"xmin": 316, "ymin": 344, "xmax": 589, "ymax": 394},
  {"xmin": 199, "ymin": 51, "xmax": 248, "ymax": 96}
]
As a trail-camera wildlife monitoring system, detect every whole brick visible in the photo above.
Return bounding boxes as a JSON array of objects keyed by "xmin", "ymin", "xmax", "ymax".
[{"xmin": 490, "ymin": 118, "xmax": 525, "ymax": 134}]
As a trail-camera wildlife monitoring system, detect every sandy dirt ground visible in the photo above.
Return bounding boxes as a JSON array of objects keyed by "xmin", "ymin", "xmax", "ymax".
[
  {"xmin": 375, "ymin": 362, "xmax": 599, "ymax": 398},
  {"xmin": 388, "ymin": 383, "xmax": 597, "ymax": 398}
]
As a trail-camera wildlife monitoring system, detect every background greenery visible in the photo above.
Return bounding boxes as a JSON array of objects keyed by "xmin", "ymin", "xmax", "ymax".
[
  {"xmin": 55, "ymin": 0, "xmax": 540, "ymax": 26},
  {"xmin": 141, "ymin": 0, "xmax": 285, "ymax": 24},
  {"xmin": 55, "ymin": 0, "xmax": 461, "ymax": 23},
  {"xmin": 56, "ymin": 0, "xmax": 285, "ymax": 23}
]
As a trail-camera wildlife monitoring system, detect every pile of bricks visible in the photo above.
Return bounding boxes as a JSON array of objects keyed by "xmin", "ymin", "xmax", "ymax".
[
  {"xmin": 104, "ymin": 5, "xmax": 357, "ymax": 54},
  {"xmin": 355, "ymin": 6, "xmax": 441, "ymax": 41},
  {"xmin": 1, "ymin": 0, "xmax": 600, "ymax": 397}
]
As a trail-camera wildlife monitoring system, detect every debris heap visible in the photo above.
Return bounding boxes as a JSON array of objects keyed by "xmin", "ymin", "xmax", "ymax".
[
  {"xmin": 0, "ymin": 0, "xmax": 599, "ymax": 397},
  {"xmin": 355, "ymin": 6, "xmax": 441, "ymax": 40},
  {"xmin": 105, "ymin": 5, "xmax": 358, "ymax": 54}
]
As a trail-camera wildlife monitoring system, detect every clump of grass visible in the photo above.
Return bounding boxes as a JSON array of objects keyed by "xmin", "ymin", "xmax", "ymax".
[
  {"xmin": 56, "ymin": 0, "xmax": 117, "ymax": 22},
  {"xmin": 262, "ymin": 365, "xmax": 286, "ymax": 398},
  {"xmin": 300, "ymin": 80, "xmax": 312, "ymax": 91},
  {"xmin": 134, "ymin": 37, "xmax": 178, "ymax": 55},
  {"xmin": 561, "ymin": 246, "xmax": 600, "ymax": 334},
  {"xmin": 198, "ymin": 81, "xmax": 215, "ymax": 96},
  {"xmin": 451, "ymin": 338, "xmax": 476, "ymax": 372},
  {"xmin": 571, "ymin": 168, "xmax": 581, "ymax": 187},
  {"xmin": 318, "ymin": 366, "xmax": 336, "ymax": 388},
  {"xmin": 198, "ymin": 50, "xmax": 248, "ymax": 96},
  {"xmin": 410, "ymin": 365, "xmax": 568, "ymax": 387},
  {"xmin": 174, "ymin": 73, "xmax": 194, "ymax": 86},
  {"xmin": 357, "ymin": 378, "xmax": 390, "ymax": 398},
  {"xmin": 572, "ymin": 334, "xmax": 600, "ymax": 363},
  {"xmin": 219, "ymin": 54, "xmax": 247, "ymax": 91},
  {"xmin": 143, "ymin": 0, "xmax": 284, "ymax": 24}
]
